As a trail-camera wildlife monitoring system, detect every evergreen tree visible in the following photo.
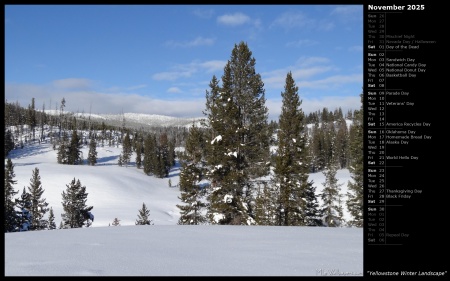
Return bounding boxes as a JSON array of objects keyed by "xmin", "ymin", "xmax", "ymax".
[
  {"xmin": 59, "ymin": 97, "xmax": 66, "ymax": 138},
  {"xmin": 135, "ymin": 202, "xmax": 153, "ymax": 225},
  {"xmin": 16, "ymin": 187, "xmax": 32, "ymax": 231},
  {"xmin": 27, "ymin": 167, "xmax": 49, "ymax": 230},
  {"xmin": 309, "ymin": 122, "xmax": 324, "ymax": 173},
  {"xmin": 67, "ymin": 129, "xmax": 83, "ymax": 165},
  {"xmin": 47, "ymin": 207, "xmax": 57, "ymax": 230},
  {"xmin": 4, "ymin": 129, "xmax": 15, "ymax": 157},
  {"xmin": 159, "ymin": 134, "xmax": 169, "ymax": 176},
  {"xmin": 120, "ymin": 132, "xmax": 132, "ymax": 167},
  {"xmin": 273, "ymin": 71, "xmax": 311, "ymax": 226},
  {"xmin": 204, "ymin": 42, "xmax": 270, "ymax": 225},
  {"xmin": 135, "ymin": 138, "xmax": 143, "ymax": 169},
  {"xmin": 346, "ymin": 93, "xmax": 364, "ymax": 227},
  {"xmin": 143, "ymin": 134, "xmax": 156, "ymax": 176},
  {"xmin": 87, "ymin": 137, "xmax": 98, "ymax": 166},
  {"xmin": 177, "ymin": 124, "xmax": 207, "ymax": 225},
  {"xmin": 253, "ymin": 181, "xmax": 277, "ymax": 225},
  {"xmin": 57, "ymin": 131, "xmax": 69, "ymax": 164},
  {"xmin": 112, "ymin": 217, "xmax": 121, "ymax": 226},
  {"xmin": 304, "ymin": 182, "xmax": 324, "ymax": 226},
  {"xmin": 61, "ymin": 178, "xmax": 94, "ymax": 229},
  {"xmin": 335, "ymin": 117, "xmax": 349, "ymax": 169},
  {"xmin": 40, "ymin": 102, "xmax": 47, "ymax": 142},
  {"xmin": 168, "ymin": 136, "xmax": 176, "ymax": 167},
  {"xmin": 320, "ymin": 161, "xmax": 344, "ymax": 227},
  {"xmin": 27, "ymin": 98, "xmax": 37, "ymax": 141},
  {"xmin": 4, "ymin": 158, "xmax": 19, "ymax": 232},
  {"xmin": 154, "ymin": 146, "xmax": 166, "ymax": 178}
]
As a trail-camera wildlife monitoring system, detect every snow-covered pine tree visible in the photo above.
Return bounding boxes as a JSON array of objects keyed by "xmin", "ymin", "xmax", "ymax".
[
  {"xmin": 16, "ymin": 187, "xmax": 32, "ymax": 231},
  {"xmin": 253, "ymin": 181, "xmax": 277, "ymax": 225},
  {"xmin": 304, "ymin": 181, "xmax": 324, "ymax": 226},
  {"xmin": 320, "ymin": 161, "xmax": 344, "ymax": 227},
  {"xmin": 67, "ymin": 129, "xmax": 83, "ymax": 165},
  {"xmin": 143, "ymin": 133, "xmax": 157, "ymax": 176},
  {"xmin": 61, "ymin": 178, "xmax": 94, "ymax": 229},
  {"xmin": 135, "ymin": 202, "xmax": 153, "ymax": 225},
  {"xmin": 27, "ymin": 167, "xmax": 49, "ymax": 230},
  {"xmin": 273, "ymin": 71, "xmax": 311, "ymax": 226},
  {"xmin": 346, "ymin": 93, "xmax": 364, "ymax": 227},
  {"xmin": 4, "ymin": 158, "xmax": 19, "ymax": 232},
  {"xmin": 308, "ymin": 122, "xmax": 322, "ymax": 173},
  {"xmin": 156, "ymin": 132, "xmax": 170, "ymax": 177},
  {"xmin": 47, "ymin": 207, "xmax": 57, "ymax": 230},
  {"xmin": 56, "ymin": 131, "xmax": 69, "ymax": 164},
  {"xmin": 177, "ymin": 123, "xmax": 207, "ymax": 225},
  {"xmin": 87, "ymin": 137, "xmax": 98, "ymax": 166},
  {"xmin": 204, "ymin": 42, "xmax": 270, "ymax": 225},
  {"xmin": 4, "ymin": 129, "xmax": 15, "ymax": 157},
  {"xmin": 135, "ymin": 134, "xmax": 143, "ymax": 169},
  {"xmin": 335, "ymin": 115, "xmax": 349, "ymax": 169},
  {"xmin": 26, "ymin": 97, "xmax": 37, "ymax": 142},
  {"xmin": 120, "ymin": 132, "xmax": 132, "ymax": 167}
]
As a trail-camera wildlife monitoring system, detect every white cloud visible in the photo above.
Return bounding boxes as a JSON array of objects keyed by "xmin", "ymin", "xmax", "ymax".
[
  {"xmin": 217, "ymin": 12, "xmax": 251, "ymax": 26},
  {"xmin": 192, "ymin": 8, "xmax": 214, "ymax": 19},
  {"xmin": 270, "ymin": 11, "xmax": 334, "ymax": 31},
  {"xmin": 167, "ymin": 87, "xmax": 183, "ymax": 94},
  {"xmin": 266, "ymin": 95, "xmax": 361, "ymax": 121},
  {"xmin": 270, "ymin": 11, "xmax": 312, "ymax": 30},
  {"xmin": 286, "ymin": 39, "xmax": 319, "ymax": 48},
  {"xmin": 330, "ymin": 5, "xmax": 362, "ymax": 21},
  {"xmin": 263, "ymin": 65, "xmax": 334, "ymax": 90},
  {"xmin": 152, "ymin": 70, "xmax": 194, "ymax": 81},
  {"xmin": 5, "ymin": 82, "xmax": 205, "ymax": 118},
  {"xmin": 152, "ymin": 60, "xmax": 226, "ymax": 82},
  {"xmin": 127, "ymin": 84, "xmax": 147, "ymax": 91},
  {"xmin": 52, "ymin": 78, "xmax": 93, "ymax": 90},
  {"xmin": 349, "ymin": 45, "xmax": 363, "ymax": 52},
  {"xmin": 199, "ymin": 60, "xmax": 226, "ymax": 73},
  {"xmin": 164, "ymin": 36, "xmax": 215, "ymax": 48}
]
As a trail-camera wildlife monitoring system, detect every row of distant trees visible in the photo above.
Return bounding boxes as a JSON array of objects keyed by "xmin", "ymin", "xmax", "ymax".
[{"xmin": 5, "ymin": 101, "xmax": 359, "ymax": 176}]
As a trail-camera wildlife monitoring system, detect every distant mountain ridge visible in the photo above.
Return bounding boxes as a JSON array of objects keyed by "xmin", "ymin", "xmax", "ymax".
[{"xmin": 44, "ymin": 110, "xmax": 204, "ymax": 128}]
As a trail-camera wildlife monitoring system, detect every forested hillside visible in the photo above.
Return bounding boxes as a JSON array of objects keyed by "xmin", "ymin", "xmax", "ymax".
[{"xmin": 4, "ymin": 42, "xmax": 363, "ymax": 231}]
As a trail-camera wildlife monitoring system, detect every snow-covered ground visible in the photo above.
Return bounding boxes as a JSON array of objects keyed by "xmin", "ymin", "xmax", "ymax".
[{"xmin": 5, "ymin": 133, "xmax": 362, "ymax": 276}]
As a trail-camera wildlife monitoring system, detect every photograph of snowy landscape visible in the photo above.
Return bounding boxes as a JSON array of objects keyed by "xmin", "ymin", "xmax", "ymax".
[{"xmin": 5, "ymin": 5, "xmax": 364, "ymax": 276}]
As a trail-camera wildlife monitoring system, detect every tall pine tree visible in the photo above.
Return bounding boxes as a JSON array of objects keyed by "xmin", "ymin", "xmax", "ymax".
[
  {"xmin": 320, "ymin": 161, "xmax": 344, "ymax": 227},
  {"xmin": 273, "ymin": 71, "xmax": 311, "ymax": 226},
  {"xmin": 204, "ymin": 42, "xmax": 270, "ymax": 225},
  {"xmin": 177, "ymin": 124, "xmax": 207, "ymax": 225},
  {"xmin": 27, "ymin": 167, "xmax": 49, "ymax": 230},
  {"xmin": 4, "ymin": 158, "xmax": 19, "ymax": 232}
]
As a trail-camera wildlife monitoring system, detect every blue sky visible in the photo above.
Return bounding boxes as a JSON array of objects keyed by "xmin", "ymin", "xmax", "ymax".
[{"xmin": 5, "ymin": 4, "xmax": 363, "ymax": 120}]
